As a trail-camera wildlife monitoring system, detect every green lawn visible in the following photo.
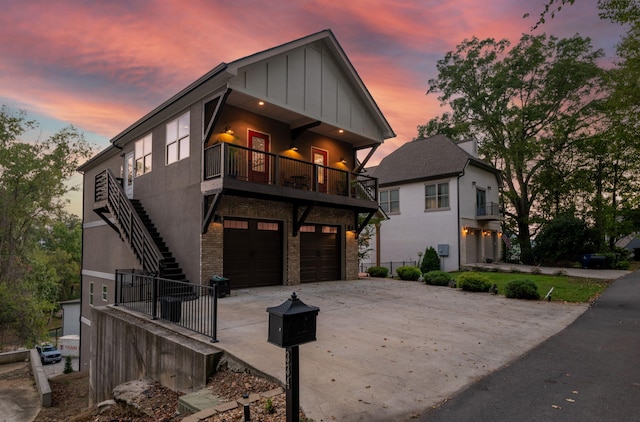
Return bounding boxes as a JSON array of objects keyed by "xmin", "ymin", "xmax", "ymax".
[{"xmin": 451, "ymin": 271, "xmax": 612, "ymax": 303}]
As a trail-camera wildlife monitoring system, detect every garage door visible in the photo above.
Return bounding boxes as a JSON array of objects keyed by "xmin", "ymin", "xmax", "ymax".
[
  {"xmin": 223, "ymin": 218, "xmax": 283, "ymax": 288},
  {"xmin": 300, "ymin": 224, "xmax": 341, "ymax": 283}
]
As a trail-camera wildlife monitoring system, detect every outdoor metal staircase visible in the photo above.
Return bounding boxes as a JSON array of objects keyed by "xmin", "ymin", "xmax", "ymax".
[
  {"xmin": 94, "ymin": 169, "xmax": 188, "ymax": 284},
  {"xmin": 129, "ymin": 199, "xmax": 188, "ymax": 282}
]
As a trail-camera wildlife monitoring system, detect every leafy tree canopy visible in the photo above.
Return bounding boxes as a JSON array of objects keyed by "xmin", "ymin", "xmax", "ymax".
[
  {"xmin": 0, "ymin": 106, "xmax": 92, "ymax": 348},
  {"xmin": 423, "ymin": 34, "xmax": 605, "ymax": 264}
]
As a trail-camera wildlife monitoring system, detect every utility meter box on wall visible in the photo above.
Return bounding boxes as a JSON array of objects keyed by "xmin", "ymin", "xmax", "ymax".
[{"xmin": 437, "ymin": 244, "xmax": 449, "ymax": 257}]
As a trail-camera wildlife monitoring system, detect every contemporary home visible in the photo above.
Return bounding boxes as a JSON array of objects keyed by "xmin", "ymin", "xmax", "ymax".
[
  {"xmin": 366, "ymin": 135, "xmax": 502, "ymax": 272},
  {"xmin": 77, "ymin": 30, "xmax": 394, "ymax": 371}
]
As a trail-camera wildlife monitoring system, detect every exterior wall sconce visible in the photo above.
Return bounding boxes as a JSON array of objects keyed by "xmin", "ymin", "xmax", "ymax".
[
  {"xmin": 462, "ymin": 227, "xmax": 469, "ymax": 235},
  {"xmin": 472, "ymin": 181, "xmax": 476, "ymax": 186},
  {"xmin": 213, "ymin": 214, "xmax": 223, "ymax": 223},
  {"xmin": 340, "ymin": 157, "xmax": 347, "ymax": 164},
  {"xmin": 290, "ymin": 144, "xmax": 299, "ymax": 151},
  {"xmin": 487, "ymin": 186, "xmax": 491, "ymax": 190},
  {"xmin": 224, "ymin": 126, "xmax": 234, "ymax": 135}
]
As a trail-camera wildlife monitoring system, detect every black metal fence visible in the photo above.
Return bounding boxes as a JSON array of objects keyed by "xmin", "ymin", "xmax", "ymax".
[
  {"xmin": 114, "ymin": 270, "xmax": 219, "ymax": 343},
  {"xmin": 359, "ymin": 261, "xmax": 419, "ymax": 276}
]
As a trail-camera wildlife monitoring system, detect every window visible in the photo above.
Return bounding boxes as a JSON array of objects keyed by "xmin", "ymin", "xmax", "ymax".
[
  {"xmin": 425, "ymin": 182, "xmax": 449, "ymax": 210},
  {"xmin": 101, "ymin": 285, "xmax": 108, "ymax": 302},
  {"xmin": 224, "ymin": 220, "xmax": 248, "ymax": 229},
  {"xmin": 89, "ymin": 282, "xmax": 94, "ymax": 305},
  {"xmin": 166, "ymin": 112, "xmax": 190, "ymax": 164},
  {"xmin": 135, "ymin": 134, "xmax": 152, "ymax": 175},
  {"xmin": 258, "ymin": 222, "xmax": 279, "ymax": 231},
  {"xmin": 379, "ymin": 189, "xmax": 399, "ymax": 214}
]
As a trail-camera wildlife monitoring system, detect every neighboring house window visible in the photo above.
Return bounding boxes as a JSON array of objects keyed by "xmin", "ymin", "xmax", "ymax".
[
  {"xmin": 102, "ymin": 285, "xmax": 108, "ymax": 302},
  {"xmin": 476, "ymin": 188, "xmax": 487, "ymax": 216},
  {"xmin": 425, "ymin": 182, "xmax": 449, "ymax": 210},
  {"xmin": 89, "ymin": 282, "xmax": 94, "ymax": 305},
  {"xmin": 166, "ymin": 112, "xmax": 190, "ymax": 164},
  {"xmin": 379, "ymin": 189, "xmax": 399, "ymax": 214},
  {"xmin": 135, "ymin": 134, "xmax": 152, "ymax": 175}
]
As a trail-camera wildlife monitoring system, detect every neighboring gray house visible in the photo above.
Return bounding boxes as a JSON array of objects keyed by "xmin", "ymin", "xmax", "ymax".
[
  {"xmin": 77, "ymin": 30, "xmax": 394, "ymax": 372},
  {"xmin": 367, "ymin": 135, "xmax": 503, "ymax": 272}
]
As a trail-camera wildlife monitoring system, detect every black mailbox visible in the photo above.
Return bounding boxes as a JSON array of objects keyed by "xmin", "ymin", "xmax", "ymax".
[{"xmin": 266, "ymin": 292, "xmax": 319, "ymax": 348}]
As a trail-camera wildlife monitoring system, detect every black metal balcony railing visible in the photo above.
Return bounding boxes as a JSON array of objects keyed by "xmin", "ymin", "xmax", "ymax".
[
  {"xmin": 115, "ymin": 270, "xmax": 219, "ymax": 343},
  {"xmin": 476, "ymin": 202, "xmax": 501, "ymax": 217},
  {"xmin": 204, "ymin": 143, "xmax": 377, "ymax": 201}
]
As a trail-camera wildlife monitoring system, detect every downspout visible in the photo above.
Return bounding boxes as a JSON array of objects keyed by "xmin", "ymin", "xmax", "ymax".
[
  {"xmin": 457, "ymin": 170, "xmax": 464, "ymax": 271},
  {"xmin": 375, "ymin": 222, "xmax": 381, "ymax": 267},
  {"xmin": 77, "ymin": 169, "xmax": 85, "ymax": 372}
]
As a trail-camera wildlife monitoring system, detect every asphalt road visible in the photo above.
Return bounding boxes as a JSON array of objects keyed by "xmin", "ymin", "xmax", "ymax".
[{"xmin": 419, "ymin": 271, "xmax": 640, "ymax": 421}]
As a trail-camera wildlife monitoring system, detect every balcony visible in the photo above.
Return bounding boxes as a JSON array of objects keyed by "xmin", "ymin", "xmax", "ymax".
[
  {"xmin": 476, "ymin": 202, "xmax": 503, "ymax": 221},
  {"xmin": 202, "ymin": 143, "xmax": 378, "ymax": 210}
]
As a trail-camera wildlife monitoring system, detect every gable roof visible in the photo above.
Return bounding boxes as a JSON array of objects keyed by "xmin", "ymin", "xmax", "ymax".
[
  {"xmin": 369, "ymin": 135, "xmax": 500, "ymax": 186},
  {"xmin": 105, "ymin": 29, "xmax": 393, "ymax": 150}
]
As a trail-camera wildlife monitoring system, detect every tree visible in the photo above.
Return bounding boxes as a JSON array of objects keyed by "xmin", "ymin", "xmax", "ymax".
[
  {"xmin": 424, "ymin": 34, "xmax": 606, "ymax": 263},
  {"xmin": 533, "ymin": 213, "xmax": 597, "ymax": 264},
  {"xmin": 420, "ymin": 247, "xmax": 440, "ymax": 273},
  {"xmin": 0, "ymin": 106, "xmax": 91, "ymax": 348},
  {"xmin": 36, "ymin": 214, "xmax": 83, "ymax": 300}
]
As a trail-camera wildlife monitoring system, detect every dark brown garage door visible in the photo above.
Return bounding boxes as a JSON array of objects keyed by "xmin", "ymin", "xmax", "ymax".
[
  {"xmin": 223, "ymin": 218, "xmax": 283, "ymax": 288},
  {"xmin": 300, "ymin": 224, "xmax": 341, "ymax": 283}
]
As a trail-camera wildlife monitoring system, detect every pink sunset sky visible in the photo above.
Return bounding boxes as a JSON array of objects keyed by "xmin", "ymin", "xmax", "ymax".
[{"xmin": 0, "ymin": 0, "xmax": 625, "ymax": 214}]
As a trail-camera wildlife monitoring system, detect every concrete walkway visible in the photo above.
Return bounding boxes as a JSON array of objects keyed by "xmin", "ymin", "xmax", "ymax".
[
  {"xmin": 213, "ymin": 278, "xmax": 591, "ymax": 421},
  {"xmin": 465, "ymin": 262, "xmax": 630, "ymax": 280}
]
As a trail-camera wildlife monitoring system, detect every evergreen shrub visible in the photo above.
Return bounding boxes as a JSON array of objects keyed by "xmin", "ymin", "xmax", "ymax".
[
  {"xmin": 457, "ymin": 273, "xmax": 491, "ymax": 292},
  {"xmin": 423, "ymin": 270, "xmax": 453, "ymax": 286},
  {"xmin": 505, "ymin": 279, "xmax": 540, "ymax": 300},
  {"xmin": 396, "ymin": 266, "xmax": 422, "ymax": 281},
  {"xmin": 420, "ymin": 247, "xmax": 441, "ymax": 273},
  {"xmin": 367, "ymin": 266, "xmax": 389, "ymax": 278}
]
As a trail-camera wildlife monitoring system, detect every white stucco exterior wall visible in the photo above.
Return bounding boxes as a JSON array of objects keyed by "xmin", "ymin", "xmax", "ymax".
[
  {"xmin": 373, "ymin": 177, "xmax": 461, "ymax": 272},
  {"xmin": 366, "ymin": 163, "xmax": 502, "ymax": 273}
]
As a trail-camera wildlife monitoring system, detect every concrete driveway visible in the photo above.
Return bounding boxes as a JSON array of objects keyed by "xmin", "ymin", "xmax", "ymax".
[{"xmin": 213, "ymin": 278, "xmax": 590, "ymax": 421}]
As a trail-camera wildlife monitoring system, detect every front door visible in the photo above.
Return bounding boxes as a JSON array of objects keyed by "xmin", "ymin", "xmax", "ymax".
[
  {"xmin": 124, "ymin": 152, "xmax": 134, "ymax": 199},
  {"xmin": 312, "ymin": 147, "xmax": 328, "ymax": 193},
  {"xmin": 248, "ymin": 130, "xmax": 270, "ymax": 184}
]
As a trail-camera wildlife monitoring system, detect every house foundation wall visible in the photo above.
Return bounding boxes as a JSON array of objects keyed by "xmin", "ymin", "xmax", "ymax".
[{"xmin": 90, "ymin": 306, "xmax": 222, "ymax": 404}]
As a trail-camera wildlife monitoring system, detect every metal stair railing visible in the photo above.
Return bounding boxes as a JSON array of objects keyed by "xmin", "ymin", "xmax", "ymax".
[{"xmin": 95, "ymin": 168, "xmax": 164, "ymax": 275}]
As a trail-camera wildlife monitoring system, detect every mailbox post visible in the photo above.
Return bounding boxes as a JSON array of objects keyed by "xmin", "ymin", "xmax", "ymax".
[{"xmin": 267, "ymin": 292, "xmax": 319, "ymax": 422}]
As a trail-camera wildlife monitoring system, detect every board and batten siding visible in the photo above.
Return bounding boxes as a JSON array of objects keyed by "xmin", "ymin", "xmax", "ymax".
[{"xmin": 230, "ymin": 41, "xmax": 381, "ymax": 141}]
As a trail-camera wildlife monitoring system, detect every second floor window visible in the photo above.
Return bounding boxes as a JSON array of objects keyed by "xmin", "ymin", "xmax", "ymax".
[
  {"xmin": 166, "ymin": 112, "xmax": 190, "ymax": 164},
  {"xmin": 425, "ymin": 182, "xmax": 449, "ymax": 210},
  {"xmin": 380, "ymin": 189, "xmax": 399, "ymax": 214},
  {"xmin": 135, "ymin": 134, "xmax": 152, "ymax": 175}
]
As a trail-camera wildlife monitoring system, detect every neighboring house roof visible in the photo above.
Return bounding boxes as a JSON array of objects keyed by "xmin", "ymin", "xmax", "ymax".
[
  {"xmin": 369, "ymin": 135, "xmax": 500, "ymax": 187},
  {"xmin": 625, "ymin": 238, "xmax": 640, "ymax": 249}
]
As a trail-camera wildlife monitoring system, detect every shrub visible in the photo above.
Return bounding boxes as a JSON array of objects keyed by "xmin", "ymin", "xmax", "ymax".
[
  {"xmin": 396, "ymin": 266, "xmax": 422, "ymax": 281},
  {"xmin": 617, "ymin": 260, "xmax": 630, "ymax": 270},
  {"xmin": 533, "ymin": 214, "xmax": 597, "ymax": 264},
  {"xmin": 420, "ymin": 247, "xmax": 441, "ymax": 273},
  {"xmin": 505, "ymin": 279, "xmax": 540, "ymax": 300},
  {"xmin": 456, "ymin": 273, "xmax": 491, "ymax": 292},
  {"xmin": 63, "ymin": 356, "xmax": 74, "ymax": 374},
  {"xmin": 423, "ymin": 270, "xmax": 453, "ymax": 286},
  {"xmin": 367, "ymin": 266, "xmax": 389, "ymax": 278}
]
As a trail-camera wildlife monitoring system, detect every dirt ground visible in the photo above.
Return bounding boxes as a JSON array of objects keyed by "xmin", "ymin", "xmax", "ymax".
[{"xmin": 34, "ymin": 368, "xmax": 306, "ymax": 421}]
